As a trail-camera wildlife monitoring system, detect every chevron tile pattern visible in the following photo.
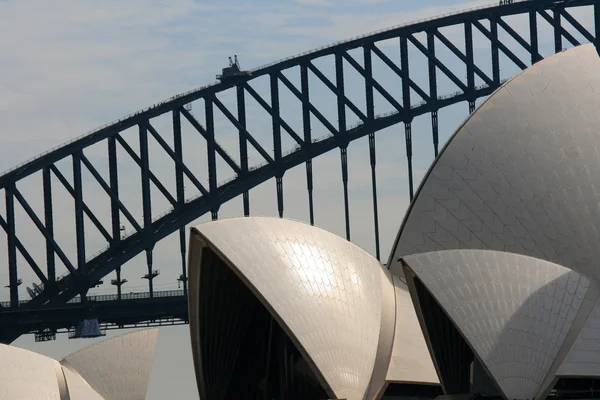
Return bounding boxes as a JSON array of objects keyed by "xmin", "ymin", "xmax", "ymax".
[
  {"xmin": 558, "ymin": 295, "xmax": 600, "ymax": 377},
  {"xmin": 403, "ymin": 249, "xmax": 591, "ymax": 399},
  {"xmin": 62, "ymin": 328, "xmax": 158, "ymax": 400},
  {"xmin": 390, "ymin": 44, "xmax": 600, "ymax": 284},
  {"xmin": 0, "ymin": 344, "xmax": 62, "ymax": 400}
]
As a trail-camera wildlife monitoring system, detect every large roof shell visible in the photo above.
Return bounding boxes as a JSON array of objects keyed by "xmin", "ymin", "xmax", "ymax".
[
  {"xmin": 402, "ymin": 249, "xmax": 598, "ymax": 399},
  {"xmin": 388, "ymin": 44, "xmax": 600, "ymax": 283},
  {"xmin": 0, "ymin": 344, "xmax": 65, "ymax": 400},
  {"xmin": 189, "ymin": 217, "xmax": 393, "ymax": 400},
  {"xmin": 61, "ymin": 328, "xmax": 158, "ymax": 400}
]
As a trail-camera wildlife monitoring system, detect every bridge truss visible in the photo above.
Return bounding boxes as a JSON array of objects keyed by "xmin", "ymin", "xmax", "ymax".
[{"xmin": 0, "ymin": 0, "xmax": 598, "ymax": 342}]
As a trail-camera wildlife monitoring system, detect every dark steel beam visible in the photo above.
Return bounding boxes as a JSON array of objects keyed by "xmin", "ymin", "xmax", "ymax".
[
  {"xmin": 336, "ymin": 52, "xmax": 350, "ymax": 240},
  {"xmin": 405, "ymin": 122, "xmax": 414, "ymax": 201},
  {"xmin": 108, "ymin": 136, "xmax": 123, "ymax": 299},
  {"xmin": 433, "ymin": 29, "xmax": 493, "ymax": 86},
  {"xmin": 408, "ymin": 34, "xmax": 468, "ymax": 92},
  {"xmin": 401, "ymin": 37, "xmax": 414, "ymax": 201},
  {"xmin": 0, "ymin": 292, "xmax": 188, "ymax": 333},
  {"xmin": 49, "ymin": 164, "xmax": 111, "ymax": 243},
  {"xmin": 179, "ymin": 106, "xmax": 241, "ymax": 176},
  {"xmin": 300, "ymin": 64, "xmax": 315, "ymax": 225},
  {"xmin": 205, "ymin": 98, "xmax": 219, "ymax": 220},
  {"xmin": 5, "ymin": 186, "xmax": 18, "ymax": 307},
  {"xmin": 271, "ymin": 74, "xmax": 284, "ymax": 218},
  {"xmin": 115, "ymin": 135, "xmax": 177, "ymax": 205},
  {"xmin": 364, "ymin": 45, "xmax": 381, "ymax": 261},
  {"xmin": 242, "ymin": 83, "xmax": 304, "ymax": 145},
  {"xmin": 369, "ymin": 44, "xmax": 430, "ymax": 102},
  {"xmin": 431, "ymin": 111, "xmax": 439, "ymax": 157},
  {"xmin": 276, "ymin": 71, "xmax": 338, "ymax": 136},
  {"xmin": 530, "ymin": 11, "xmax": 542, "ymax": 64},
  {"xmin": 555, "ymin": 8, "xmax": 563, "ymax": 52},
  {"xmin": 12, "ymin": 187, "xmax": 76, "ymax": 274},
  {"xmin": 146, "ymin": 122, "xmax": 209, "ymax": 195},
  {"xmin": 236, "ymin": 86, "xmax": 250, "ymax": 216},
  {"xmin": 490, "ymin": 19, "xmax": 500, "ymax": 85},
  {"xmin": 173, "ymin": 109, "xmax": 185, "ymax": 206},
  {"xmin": 307, "ymin": 60, "xmax": 369, "ymax": 121},
  {"xmin": 496, "ymin": 16, "xmax": 540, "ymax": 63},
  {"xmin": 560, "ymin": 8, "xmax": 594, "ymax": 43},
  {"xmin": 73, "ymin": 152, "xmax": 86, "ymax": 282},
  {"xmin": 341, "ymin": 50, "xmax": 402, "ymax": 116},
  {"xmin": 596, "ymin": 3, "xmax": 600, "ymax": 51},
  {"xmin": 427, "ymin": 30, "xmax": 438, "ymax": 101},
  {"xmin": 80, "ymin": 153, "xmax": 142, "ymax": 233},
  {"xmin": 538, "ymin": 9, "xmax": 580, "ymax": 48},
  {"xmin": 340, "ymin": 147, "xmax": 350, "ymax": 241},
  {"xmin": 472, "ymin": 20, "xmax": 528, "ymax": 70},
  {"xmin": 0, "ymin": 213, "xmax": 46, "ymax": 284},
  {"xmin": 464, "ymin": 22, "xmax": 475, "ymax": 93},
  {"xmin": 139, "ymin": 123, "xmax": 152, "ymax": 228},
  {"xmin": 211, "ymin": 92, "xmax": 275, "ymax": 164},
  {"xmin": 172, "ymin": 110, "xmax": 188, "ymax": 296},
  {"xmin": 42, "ymin": 167, "xmax": 55, "ymax": 282},
  {"xmin": 400, "ymin": 37, "xmax": 411, "ymax": 112}
]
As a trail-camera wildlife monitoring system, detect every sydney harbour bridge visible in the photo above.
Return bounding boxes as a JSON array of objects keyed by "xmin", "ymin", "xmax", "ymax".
[{"xmin": 0, "ymin": 0, "xmax": 598, "ymax": 344}]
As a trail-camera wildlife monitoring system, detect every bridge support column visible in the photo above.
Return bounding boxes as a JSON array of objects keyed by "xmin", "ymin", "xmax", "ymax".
[
  {"xmin": 469, "ymin": 101, "xmax": 476, "ymax": 114},
  {"xmin": 5, "ymin": 186, "xmax": 18, "ymax": 308},
  {"xmin": 178, "ymin": 227, "xmax": 188, "ymax": 296},
  {"xmin": 491, "ymin": 19, "xmax": 500, "ymax": 85},
  {"xmin": 340, "ymin": 147, "xmax": 350, "ymax": 241},
  {"xmin": 142, "ymin": 249, "xmax": 159, "ymax": 298},
  {"xmin": 431, "ymin": 111, "xmax": 439, "ymax": 158},
  {"xmin": 405, "ymin": 122, "xmax": 414, "ymax": 201},
  {"xmin": 300, "ymin": 64, "xmax": 314, "ymax": 225},
  {"xmin": 368, "ymin": 133, "xmax": 380, "ymax": 261},
  {"xmin": 276, "ymin": 176, "xmax": 284, "ymax": 218},
  {"xmin": 530, "ymin": 11, "xmax": 541, "ymax": 64},
  {"xmin": 554, "ymin": 8, "xmax": 563, "ymax": 53},
  {"xmin": 364, "ymin": 45, "xmax": 379, "ymax": 259},
  {"xmin": 111, "ymin": 271, "xmax": 127, "ymax": 301},
  {"xmin": 595, "ymin": 4, "xmax": 600, "ymax": 54},
  {"xmin": 236, "ymin": 86, "xmax": 250, "ymax": 217}
]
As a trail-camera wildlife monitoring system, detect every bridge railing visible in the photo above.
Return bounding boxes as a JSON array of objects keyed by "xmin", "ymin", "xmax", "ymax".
[{"xmin": 0, "ymin": 289, "xmax": 186, "ymax": 308}]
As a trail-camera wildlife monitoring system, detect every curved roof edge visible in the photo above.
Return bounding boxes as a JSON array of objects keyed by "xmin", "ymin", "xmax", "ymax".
[
  {"xmin": 385, "ymin": 275, "xmax": 439, "ymax": 385},
  {"xmin": 401, "ymin": 249, "xmax": 597, "ymax": 399},
  {"xmin": 388, "ymin": 43, "xmax": 600, "ymax": 285},
  {"xmin": 61, "ymin": 328, "xmax": 158, "ymax": 400},
  {"xmin": 385, "ymin": 62, "xmax": 524, "ymax": 277},
  {"xmin": 189, "ymin": 216, "xmax": 388, "ymax": 400},
  {"xmin": 61, "ymin": 362, "xmax": 104, "ymax": 400},
  {"xmin": 0, "ymin": 343, "xmax": 64, "ymax": 399}
]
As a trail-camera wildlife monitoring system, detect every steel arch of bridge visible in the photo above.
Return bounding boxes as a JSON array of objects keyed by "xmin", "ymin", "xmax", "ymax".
[{"xmin": 0, "ymin": 0, "xmax": 599, "ymax": 341}]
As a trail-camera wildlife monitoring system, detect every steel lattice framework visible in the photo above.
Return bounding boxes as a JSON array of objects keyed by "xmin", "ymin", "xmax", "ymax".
[{"xmin": 0, "ymin": 0, "xmax": 599, "ymax": 342}]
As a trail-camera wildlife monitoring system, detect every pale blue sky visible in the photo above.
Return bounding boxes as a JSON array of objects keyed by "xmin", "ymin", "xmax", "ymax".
[{"xmin": 0, "ymin": 0, "xmax": 595, "ymax": 398}]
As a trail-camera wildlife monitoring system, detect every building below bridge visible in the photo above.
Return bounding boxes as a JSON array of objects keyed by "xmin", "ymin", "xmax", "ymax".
[
  {"xmin": 186, "ymin": 44, "xmax": 600, "ymax": 400},
  {"xmin": 4, "ymin": 42, "xmax": 600, "ymax": 400},
  {"xmin": 0, "ymin": 329, "xmax": 158, "ymax": 399}
]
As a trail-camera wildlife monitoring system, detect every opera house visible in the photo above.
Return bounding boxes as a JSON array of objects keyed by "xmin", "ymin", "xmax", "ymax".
[
  {"xmin": 0, "ymin": 328, "xmax": 158, "ymax": 399},
  {"xmin": 186, "ymin": 44, "xmax": 600, "ymax": 400},
  {"xmin": 3, "ymin": 43, "xmax": 600, "ymax": 400}
]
